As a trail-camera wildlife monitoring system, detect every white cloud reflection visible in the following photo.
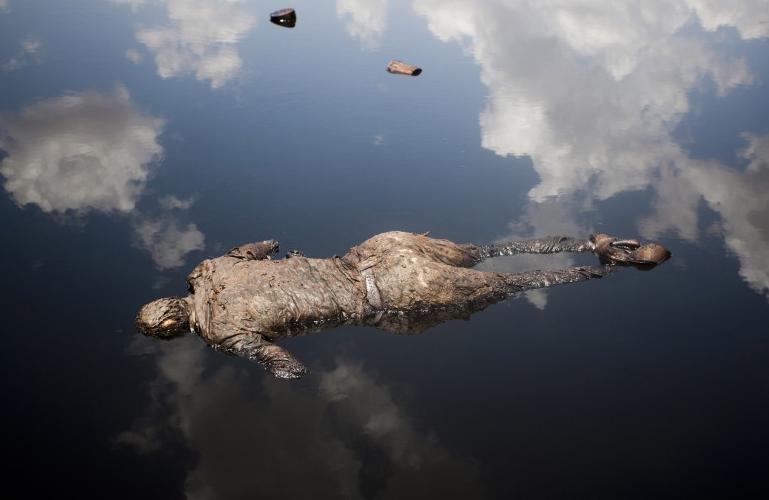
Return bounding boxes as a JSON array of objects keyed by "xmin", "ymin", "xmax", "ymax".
[
  {"xmin": 110, "ymin": 0, "xmax": 146, "ymax": 8},
  {"xmin": 414, "ymin": 0, "xmax": 769, "ymax": 301},
  {"xmin": 337, "ymin": 0, "xmax": 389, "ymax": 49},
  {"xmin": 687, "ymin": 0, "xmax": 769, "ymax": 39},
  {"xmin": 2, "ymin": 38, "xmax": 42, "ymax": 71},
  {"xmin": 124, "ymin": 48, "xmax": 142, "ymax": 64},
  {"xmin": 0, "ymin": 85, "xmax": 163, "ymax": 213},
  {"xmin": 123, "ymin": 0, "xmax": 257, "ymax": 88},
  {"xmin": 159, "ymin": 194, "xmax": 195, "ymax": 210},
  {"xmin": 0, "ymin": 84, "xmax": 205, "ymax": 270},
  {"xmin": 133, "ymin": 215, "xmax": 205, "ymax": 270},
  {"xmin": 643, "ymin": 134, "xmax": 769, "ymax": 298},
  {"xmin": 119, "ymin": 338, "xmax": 481, "ymax": 498}
]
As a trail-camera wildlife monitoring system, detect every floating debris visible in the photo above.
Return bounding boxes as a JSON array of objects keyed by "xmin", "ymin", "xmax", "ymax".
[
  {"xmin": 270, "ymin": 8, "xmax": 297, "ymax": 28},
  {"xmin": 386, "ymin": 59, "xmax": 422, "ymax": 76}
]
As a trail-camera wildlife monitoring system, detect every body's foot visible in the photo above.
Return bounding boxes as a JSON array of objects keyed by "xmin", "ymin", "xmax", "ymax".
[{"xmin": 590, "ymin": 233, "xmax": 670, "ymax": 267}]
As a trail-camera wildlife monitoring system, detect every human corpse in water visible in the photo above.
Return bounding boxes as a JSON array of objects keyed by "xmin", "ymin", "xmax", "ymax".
[{"xmin": 136, "ymin": 231, "xmax": 670, "ymax": 379}]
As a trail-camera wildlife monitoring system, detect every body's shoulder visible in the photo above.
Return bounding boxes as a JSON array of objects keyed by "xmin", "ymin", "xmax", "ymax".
[{"xmin": 185, "ymin": 256, "xmax": 254, "ymax": 287}]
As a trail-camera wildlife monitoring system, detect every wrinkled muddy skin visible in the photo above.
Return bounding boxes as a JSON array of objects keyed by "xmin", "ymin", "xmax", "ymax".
[{"xmin": 136, "ymin": 231, "xmax": 669, "ymax": 379}]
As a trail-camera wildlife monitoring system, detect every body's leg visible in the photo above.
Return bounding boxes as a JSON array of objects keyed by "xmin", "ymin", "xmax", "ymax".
[
  {"xmin": 361, "ymin": 263, "xmax": 613, "ymax": 335},
  {"xmin": 467, "ymin": 234, "xmax": 669, "ymax": 266},
  {"xmin": 452, "ymin": 263, "xmax": 613, "ymax": 299},
  {"xmin": 498, "ymin": 265, "xmax": 612, "ymax": 294},
  {"xmin": 472, "ymin": 236, "xmax": 594, "ymax": 263},
  {"xmin": 354, "ymin": 231, "xmax": 595, "ymax": 268},
  {"xmin": 411, "ymin": 257, "xmax": 613, "ymax": 307}
]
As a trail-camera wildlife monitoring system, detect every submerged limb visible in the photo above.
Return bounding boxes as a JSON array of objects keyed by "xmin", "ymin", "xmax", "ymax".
[
  {"xmin": 474, "ymin": 237, "xmax": 594, "ymax": 262},
  {"xmin": 217, "ymin": 332, "xmax": 307, "ymax": 379}
]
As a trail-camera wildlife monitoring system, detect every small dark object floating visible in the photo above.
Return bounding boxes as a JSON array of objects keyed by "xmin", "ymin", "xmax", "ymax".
[
  {"xmin": 270, "ymin": 8, "xmax": 296, "ymax": 28},
  {"xmin": 387, "ymin": 59, "xmax": 422, "ymax": 76}
]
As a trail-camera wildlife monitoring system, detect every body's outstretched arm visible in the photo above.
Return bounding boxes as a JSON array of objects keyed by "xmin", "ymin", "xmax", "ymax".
[
  {"xmin": 226, "ymin": 239, "xmax": 280, "ymax": 260},
  {"xmin": 216, "ymin": 332, "xmax": 307, "ymax": 379}
]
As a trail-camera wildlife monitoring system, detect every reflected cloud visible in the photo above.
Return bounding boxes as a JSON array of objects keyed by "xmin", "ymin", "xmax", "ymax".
[
  {"xmin": 0, "ymin": 1, "xmax": 7, "ymax": 11},
  {"xmin": 124, "ymin": 48, "xmax": 142, "ymax": 64},
  {"xmin": 0, "ymin": 85, "xmax": 163, "ymax": 213},
  {"xmin": 120, "ymin": 338, "xmax": 481, "ymax": 498},
  {"xmin": 110, "ymin": 0, "xmax": 147, "ymax": 8},
  {"xmin": 133, "ymin": 215, "xmax": 205, "ymax": 270},
  {"xmin": 687, "ymin": 0, "xmax": 769, "ymax": 39},
  {"xmin": 415, "ymin": 0, "xmax": 755, "ymax": 201},
  {"xmin": 2, "ymin": 37, "xmax": 42, "ymax": 71},
  {"xmin": 337, "ymin": 0, "xmax": 388, "ymax": 49},
  {"xmin": 0, "ymin": 84, "xmax": 206, "ymax": 271},
  {"xmin": 643, "ymin": 134, "xmax": 769, "ymax": 297},
  {"xmin": 159, "ymin": 194, "xmax": 195, "ymax": 210},
  {"xmin": 121, "ymin": 0, "xmax": 257, "ymax": 88},
  {"xmin": 414, "ymin": 0, "xmax": 769, "ymax": 301}
]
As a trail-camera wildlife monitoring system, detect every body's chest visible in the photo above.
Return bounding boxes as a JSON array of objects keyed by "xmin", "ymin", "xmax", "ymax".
[{"xmin": 191, "ymin": 257, "xmax": 366, "ymax": 338}]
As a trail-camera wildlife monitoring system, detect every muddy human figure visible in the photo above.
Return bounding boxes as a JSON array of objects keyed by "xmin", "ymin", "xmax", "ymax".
[{"xmin": 136, "ymin": 231, "xmax": 670, "ymax": 379}]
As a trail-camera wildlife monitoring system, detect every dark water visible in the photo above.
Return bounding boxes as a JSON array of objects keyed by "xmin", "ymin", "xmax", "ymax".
[{"xmin": 2, "ymin": 1, "xmax": 769, "ymax": 498}]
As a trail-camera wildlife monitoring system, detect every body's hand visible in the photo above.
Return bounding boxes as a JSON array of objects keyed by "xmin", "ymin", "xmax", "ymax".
[
  {"xmin": 218, "ymin": 333, "xmax": 307, "ymax": 379},
  {"xmin": 227, "ymin": 240, "xmax": 280, "ymax": 261},
  {"xmin": 256, "ymin": 344, "xmax": 307, "ymax": 379}
]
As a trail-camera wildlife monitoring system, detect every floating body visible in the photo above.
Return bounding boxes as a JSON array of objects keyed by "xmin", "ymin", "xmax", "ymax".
[{"xmin": 137, "ymin": 231, "xmax": 669, "ymax": 379}]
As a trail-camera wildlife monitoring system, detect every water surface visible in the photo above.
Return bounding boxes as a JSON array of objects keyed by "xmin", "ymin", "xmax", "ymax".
[{"xmin": 2, "ymin": 1, "xmax": 769, "ymax": 498}]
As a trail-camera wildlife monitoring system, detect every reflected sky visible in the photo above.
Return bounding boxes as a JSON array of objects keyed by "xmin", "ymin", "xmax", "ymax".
[
  {"xmin": 120, "ymin": 335, "xmax": 481, "ymax": 499},
  {"xmin": 0, "ymin": 83, "xmax": 205, "ymax": 269},
  {"xmin": 2, "ymin": 1, "xmax": 769, "ymax": 498},
  {"xmin": 1, "ymin": 84, "xmax": 162, "ymax": 213},
  {"xmin": 415, "ymin": 0, "xmax": 769, "ymax": 299},
  {"xmin": 1, "ymin": 36, "xmax": 41, "ymax": 71},
  {"xmin": 337, "ymin": 0, "xmax": 389, "ymax": 50},
  {"xmin": 120, "ymin": 0, "xmax": 258, "ymax": 88}
]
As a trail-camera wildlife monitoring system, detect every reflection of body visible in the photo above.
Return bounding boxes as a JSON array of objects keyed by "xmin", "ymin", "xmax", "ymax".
[{"xmin": 136, "ymin": 231, "xmax": 669, "ymax": 378}]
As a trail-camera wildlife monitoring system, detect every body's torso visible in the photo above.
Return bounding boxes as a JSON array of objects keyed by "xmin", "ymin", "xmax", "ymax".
[
  {"xmin": 187, "ymin": 255, "xmax": 366, "ymax": 341},
  {"xmin": 186, "ymin": 231, "xmax": 491, "ymax": 343}
]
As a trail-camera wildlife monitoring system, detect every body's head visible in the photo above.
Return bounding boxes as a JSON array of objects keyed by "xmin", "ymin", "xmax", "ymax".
[{"xmin": 135, "ymin": 297, "xmax": 190, "ymax": 338}]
